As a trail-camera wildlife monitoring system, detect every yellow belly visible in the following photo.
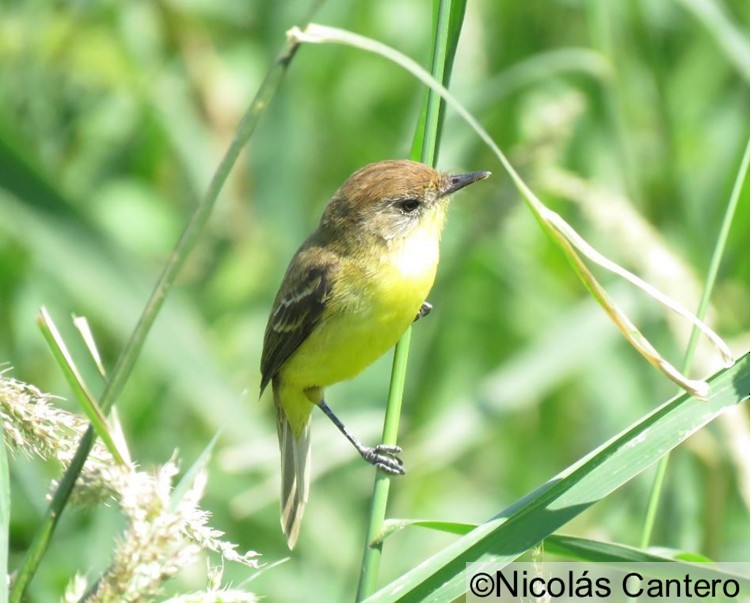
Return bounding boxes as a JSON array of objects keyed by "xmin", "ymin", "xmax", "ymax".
[{"xmin": 280, "ymin": 223, "xmax": 440, "ymax": 390}]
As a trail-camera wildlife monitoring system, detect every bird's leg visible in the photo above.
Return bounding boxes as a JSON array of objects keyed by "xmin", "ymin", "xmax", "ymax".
[
  {"xmin": 413, "ymin": 300, "xmax": 432, "ymax": 323},
  {"xmin": 317, "ymin": 399, "xmax": 405, "ymax": 475}
]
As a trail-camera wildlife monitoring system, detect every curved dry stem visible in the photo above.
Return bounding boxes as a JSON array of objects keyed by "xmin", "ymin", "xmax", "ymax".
[{"xmin": 289, "ymin": 23, "xmax": 734, "ymax": 398}]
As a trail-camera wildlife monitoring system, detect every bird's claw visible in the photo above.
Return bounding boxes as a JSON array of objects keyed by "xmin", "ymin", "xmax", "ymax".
[
  {"xmin": 414, "ymin": 301, "xmax": 432, "ymax": 323},
  {"xmin": 361, "ymin": 444, "xmax": 405, "ymax": 475}
]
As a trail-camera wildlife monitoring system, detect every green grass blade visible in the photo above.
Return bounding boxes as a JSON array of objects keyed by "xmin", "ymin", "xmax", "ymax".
[
  {"xmin": 72, "ymin": 315, "xmax": 107, "ymax": 379},
  {"xmin": 169, "ymin": 428, "xmax": 223, "ymax": 512},
  {"xmin": 378, "ymin": 521, "xmax": 743, "ymax": 570},
  {"xmin": 36, "ymin": 307, "xmax": 127, "ymax": 466},
  {"xmin": 377, "ymin": 519, "xmax": 477, "ymax": 545},
  {"xmin": 683, "ymin": 141, "xmax": 749, "ymax": 369},
  {"xmin": 6, "ymin": 4, "xmax": 323, "ymax": 598},
  {"xmin": 545, "ymin": 536, "xmax": 749, "ymax": 592},
  {"xmin": 379, "ymin": 521, "xmax": 747, "ymax": 578},
  {"xmin": 545, "ymin": 535, "xmax": 702, "ymax": 564},
  {"xmin": 640, "ymin": 140, "xmax": 750, "ymax": 547},
  {"xmin": 362, "ymin": 355, "xmax": 749, "ymax": 602}
]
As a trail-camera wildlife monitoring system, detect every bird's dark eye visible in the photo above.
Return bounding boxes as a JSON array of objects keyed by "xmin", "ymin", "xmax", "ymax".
[{"xmin": 397, "ymin": 198, "xmax": 420, "ymax": 213}]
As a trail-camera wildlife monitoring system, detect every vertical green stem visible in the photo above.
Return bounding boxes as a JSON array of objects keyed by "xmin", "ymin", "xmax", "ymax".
[
  {"xmin": 356, "ymin": 0, "xmax": 466, "ymax": 599},
  {"xmin": 7, "ymin": 3, "xmax": 325, "ymax": 598},
  {"xmin": 639, "ymin": 141, "xmax": 749, "ymax": 548},
  {"xmin": 356, "ymin": 328, "xmax": 413, "ymax": 600}
]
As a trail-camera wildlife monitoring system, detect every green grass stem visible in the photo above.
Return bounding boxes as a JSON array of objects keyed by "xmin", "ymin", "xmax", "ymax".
[
  {"xmin": 356, "ymin": 328, "xmax": 413, "ymax": 600},
  {"xmin": 6, "ymin": 3, "xmax": 325, "ymax": 598},
  {"xmin": 36, "ymin": 307, "xmax": 127, "ymax": 466},
  {"xmin": 356, "ymin": 1, "xmax": 466, "ymax": 599},
  {"xmin": 640, "ymin": 140, "xmax": 750, "ymax": 548}
]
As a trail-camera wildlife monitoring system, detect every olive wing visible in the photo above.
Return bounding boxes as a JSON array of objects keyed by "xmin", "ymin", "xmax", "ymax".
[{"xmin": 260, "ymin": 259, "xmax": 334, "ymax": 393}]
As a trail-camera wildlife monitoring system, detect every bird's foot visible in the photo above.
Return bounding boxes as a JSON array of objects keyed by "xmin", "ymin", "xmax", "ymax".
[
  {"xmin": 414, "ymin": 301, "xmax": 432, "ymax": 323},
  {"xmin": 360, "ymin": 444, "xmax": 405, "ymax": 475}
]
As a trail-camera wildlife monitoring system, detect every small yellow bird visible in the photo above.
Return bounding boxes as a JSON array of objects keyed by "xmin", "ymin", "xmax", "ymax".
[{"xmin": 260, "ymin": 159, "xmax": 489, "ymax": 548}]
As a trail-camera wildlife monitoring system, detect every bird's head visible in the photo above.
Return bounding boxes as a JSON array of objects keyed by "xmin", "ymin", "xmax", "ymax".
[{"xmin": 320, "ymin": 159, "xmax": 490, "ymax": 244}]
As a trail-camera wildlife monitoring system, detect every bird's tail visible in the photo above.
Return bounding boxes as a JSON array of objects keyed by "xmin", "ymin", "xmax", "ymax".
[{"xmin": 275, "ymin": 394, "xmax": 311, "ymax": 550}]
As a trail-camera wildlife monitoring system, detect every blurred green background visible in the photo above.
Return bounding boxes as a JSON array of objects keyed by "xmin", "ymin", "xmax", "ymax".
[{"xmin": 0, "ymin": 0, "xmax": 748, "ymax": 600}]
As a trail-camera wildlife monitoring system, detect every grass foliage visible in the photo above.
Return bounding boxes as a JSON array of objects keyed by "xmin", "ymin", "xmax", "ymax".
[{"xmin": 0, "ymin": 0, "xmax": 748, "ymax": 601}]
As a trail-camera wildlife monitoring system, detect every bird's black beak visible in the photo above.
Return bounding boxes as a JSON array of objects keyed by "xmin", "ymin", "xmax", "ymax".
[{"xmin": 440, "ymin": 170, "xmax": 491, "ymax": 198}]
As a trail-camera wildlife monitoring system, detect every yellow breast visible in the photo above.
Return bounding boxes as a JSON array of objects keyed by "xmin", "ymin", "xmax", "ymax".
[{"xmin": 280, "ymin": 215, "xmax": 442, "ymax": 389}]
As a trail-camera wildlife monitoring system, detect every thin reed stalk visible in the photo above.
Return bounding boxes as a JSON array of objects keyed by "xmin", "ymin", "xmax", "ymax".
[
  {"xmin": 356, "ymin": 0, "xmax": 467, "ymax": 599},
  {"xmin": 8, "ymin": 3, "xmax": 325, "ymax": 599}
]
